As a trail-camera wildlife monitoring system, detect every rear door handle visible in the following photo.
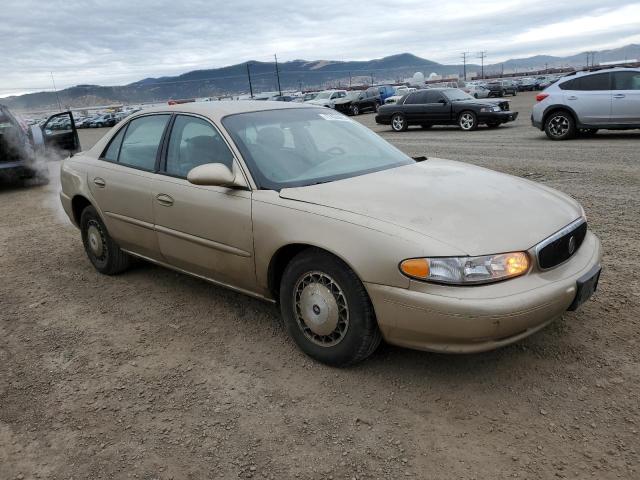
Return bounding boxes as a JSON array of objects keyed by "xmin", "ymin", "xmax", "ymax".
[
  {"xmin": 613, "ymin": 94, "xmax": 626, "ymax": 99},
  {"xmin": 93, "ymin": 177, "xmax": 106, "ymax": 188},
  {"xmin": 567, "ymin": 96, "xmax": 578, "ymax": 101},
  {"xmin": 156, "ymin": 194, "xmax": 174, "ymax": 207}
]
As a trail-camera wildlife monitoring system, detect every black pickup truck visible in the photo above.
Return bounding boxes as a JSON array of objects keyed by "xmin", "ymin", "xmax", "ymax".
[
  {"xmin": 1, "ymin": 105, "xmax": 79, "ymax": 184},
  {"xmin": 375, "ymin": 88, "xmax": 518, "ymax": 132}
]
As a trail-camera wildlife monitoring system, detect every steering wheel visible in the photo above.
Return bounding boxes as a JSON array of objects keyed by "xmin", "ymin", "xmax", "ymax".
[{"xmin": 325, "ymin": 146, "xmax": 346, "ymax": 156}]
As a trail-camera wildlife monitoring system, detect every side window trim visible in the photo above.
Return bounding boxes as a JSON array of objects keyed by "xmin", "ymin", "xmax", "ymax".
[{"xmin": 99, "ymin": 123, "xmax": 129, "ymax": 162}]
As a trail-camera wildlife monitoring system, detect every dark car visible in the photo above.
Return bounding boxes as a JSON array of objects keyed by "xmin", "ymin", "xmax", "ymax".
[
  {"xmin": 333, "ymin": 87, "xmax": 381, "ymax": 115},
  {"xmin": 375, "ymin": 88, "xmax": 518, "ymax": 132},
  {"xmin": 89, "ymin": 113, "xmax": 117, "ymax": 128},
  {"xmin": 1, "ymin": 105, "xmax": 79, "ymax": 184},
  {"xmin": 486, "ymin": 80, "xmax": 518, "ymax": 97}
]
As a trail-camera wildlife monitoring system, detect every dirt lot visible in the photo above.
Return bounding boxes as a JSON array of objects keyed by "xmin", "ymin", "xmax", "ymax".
[{"xmin": 1, "ymin": 92, "xmax": 639, "ymax": 479}]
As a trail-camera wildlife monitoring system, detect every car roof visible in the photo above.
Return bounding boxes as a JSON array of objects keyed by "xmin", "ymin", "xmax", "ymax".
[{"xmin": 131, "ymin": 100, "xmax": 312, "ymax": 122}]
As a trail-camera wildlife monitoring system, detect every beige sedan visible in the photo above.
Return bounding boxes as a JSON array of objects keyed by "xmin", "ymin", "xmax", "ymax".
[{"xmin": 60, "ymin": 102, "xmax": 602, "ymax": 366}]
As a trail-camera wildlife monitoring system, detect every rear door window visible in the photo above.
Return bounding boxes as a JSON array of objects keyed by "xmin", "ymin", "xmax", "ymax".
[
  {"xmin": 560, "ymin": 73, "xmax": 611, "ymax": 91},
  {"xmin": 404, "ymin": 91, "xmax": 429, "ymax": 104},
  {"xmin": 101, "ymin": 126, "xmax": 126, "ymax": 162},
  {"xmin": 118, "ymin": 115, "xmax": 170, "ymax": 171}
]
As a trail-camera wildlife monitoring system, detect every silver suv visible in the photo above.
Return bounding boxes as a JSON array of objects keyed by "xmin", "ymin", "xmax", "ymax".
[{"xmin": 532, "ymin": 67, "xmax": 640, "ymax": 140}]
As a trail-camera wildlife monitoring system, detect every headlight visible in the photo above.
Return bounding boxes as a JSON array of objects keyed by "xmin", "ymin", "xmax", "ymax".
[
  {"xmin": 400, "ymin": 252, "xmax": 530, "ymax": 285},
  {"xmin": 492, "ymin": 106, "xmax": 502, "ymax": 112}
]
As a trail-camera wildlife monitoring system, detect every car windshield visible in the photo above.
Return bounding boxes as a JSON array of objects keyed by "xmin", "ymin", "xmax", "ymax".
[
  {"xmin": 315, "ymin": 92, "xmax": 332, "ymax": 99},
  {"xmin": 443, "ymin": 89, "xmax": 474, "ymax": 101},
  {"xmin": 345, "ymin": 91, "xmax": 361, "ymax": 99},
  {"xmin": 223, "ymin": 108, "xmax": 414, "ymax": 190}
]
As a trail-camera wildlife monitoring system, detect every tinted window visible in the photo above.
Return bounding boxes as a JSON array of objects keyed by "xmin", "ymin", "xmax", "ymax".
[
  {"xmin": 165, "ymin": 115, "xmax": 234, "ymax": 177},
  {"xmin": 404, "ymin": 91, "xmax": 429, "ymax": 104},
  {"xmin": 101, "ymin": 126, "xmax": 126, "ymax": 161},
  {"xmin": 612, "ymin": 71, "xmax": 640, "ymax": 90},
  {"xmin": 424, "ymin": 91, "xmax": 444, "ymax": 103},
  {"xmin": 560, "ymin": 73, "xmax": 610, "ymax": 91},
  {"xmin": 118, "ymin": 115, "xmax": 170, "ymax": 170}
]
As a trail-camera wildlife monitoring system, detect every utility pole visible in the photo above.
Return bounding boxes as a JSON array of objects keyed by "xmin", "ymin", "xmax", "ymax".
[
  {"xmin": 246, "ymin": 62, "xmax": 254, "ymax": 99},
  {"xmin": 50, "ymin": 72, "xmax": 62, "ymax": 111},
  {"xmin": 477, "ymin": 51, "xmax": 487, "ymax": 79},
  {"xmin": 461, "ymin": 52, "xmax": 469, "ymax": 80},
  {"xmin": 349, "ymin": 72, "xmax": 352, "ymax": 87},
  {"xmin": 370, "ymin": 73, "xmax": 374, "ymax": 86},
  {"xmin": 545, "ymin": 62, "xmax": 548, "ymax": 73},
  {"xmin": 274, "ymin": 54, "xmax": 282, "ymax": 96}
]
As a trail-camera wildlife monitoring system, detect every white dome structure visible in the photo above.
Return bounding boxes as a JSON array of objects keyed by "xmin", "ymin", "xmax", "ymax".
[
  {"xmin": 412, "ymin": 72, "xmax": 425, "ymax": 84},
  {"xmin": 428, "ymin": 72, "xmax": 439, "ymax": 80}
]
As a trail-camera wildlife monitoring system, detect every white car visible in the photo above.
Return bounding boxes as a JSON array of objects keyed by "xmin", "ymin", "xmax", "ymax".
[
  {"xmin": 384, "ymin": 87, "xmax": 416, "ymax": 104},
  {"xmin": 464, "ymin": 85, "xmax": 490, "ymax": 99},
  {"xmin": 305, "ymin": 90, "xmax": 347, "ymax": 108}
]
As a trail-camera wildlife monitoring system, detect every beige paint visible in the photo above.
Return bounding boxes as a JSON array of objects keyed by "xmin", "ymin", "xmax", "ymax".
[{"xmin": 60, "ymin": 101, "xmax": 601, "ymax": 353}]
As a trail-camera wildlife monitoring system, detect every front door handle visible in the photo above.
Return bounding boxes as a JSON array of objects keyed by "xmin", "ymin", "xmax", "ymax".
[
  {"xmin": 613, "ymin": 94, "xmax": 626, "ymax": 99},
  {"xmin": 156, "ymin": 194, "xmax": 174, "ymax": 207},
  {"xmin": 93, "ymin": 177, "xmax": 106, "ymax": 188}
]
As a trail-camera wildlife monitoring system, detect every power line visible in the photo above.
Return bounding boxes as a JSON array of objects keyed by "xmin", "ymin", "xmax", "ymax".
[
  {"xmin": 477, "ymin": 51, "xmax": 487, "ymax": 79},
  {"xmin": 461, "ymin": 52, "xmax": 469, "ymax": 80}
]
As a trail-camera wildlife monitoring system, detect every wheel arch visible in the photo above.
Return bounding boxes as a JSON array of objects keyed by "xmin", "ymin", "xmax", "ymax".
[
  {"xmin": 267, "ymin": 243, "xmax": 363, "ymax": 301},
  {"xmin": 542, "ymin": 105, "xmax": 579, "ymax": 128},
  {"xmin": 71, "ymin": 194, "xmax": 93, "ymax": 226}
]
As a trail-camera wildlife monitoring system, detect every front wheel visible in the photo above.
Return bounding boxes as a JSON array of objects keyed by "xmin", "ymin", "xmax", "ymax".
[
  {"xmin": 279, "ymin": 249, "xmax": 382, "ymax": 366},
  {"xmin": 459, "ymin": 111, "xmax": 478, "ymax": 131},
  {"xmin": 350, "ymin": 104, "xmax": 360, "ymax": 116},
  {"xmin": 80, "ymin": 205, "xmax": 131, "ymax": 275},
  {"xmin": 391, "ymin": 113, "xmax": 408, "ymax": 132},
  {"xmin": 512, "ymin": 90, "xmax": 517, "ymax": 96},
  {"xmin": 544, "ymin": 111, "xmax": 575, "ymax": 140}
]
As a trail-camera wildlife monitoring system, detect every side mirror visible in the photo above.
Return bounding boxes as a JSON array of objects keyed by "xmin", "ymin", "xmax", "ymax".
[
  {"xmin": 187, "ymin": 163, "xmax": 246, "ymax": 188},
  {"xmin": 438, "ymin": 99, "xmax": 448, "ymax": 104}
]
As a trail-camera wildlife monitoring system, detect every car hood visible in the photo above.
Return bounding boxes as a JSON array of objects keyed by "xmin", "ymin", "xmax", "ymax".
[
  {"xmin": 279, "ymin": 159, "xmax": 582, "ymax": 255},
  {"xmin": 453, "ymin": 98, "xmax": 506, "ymax": 107},
  {"xmin": 333, "ymin": 98, "xmax": 355, "ymax": 105},
  {"xmin": 307, "ymin": 99, "xmax": 331, "ymax": 105}
]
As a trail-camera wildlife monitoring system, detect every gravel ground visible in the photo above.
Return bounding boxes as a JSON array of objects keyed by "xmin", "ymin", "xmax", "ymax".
[{"xmin": 1, "ymin": 92, "xmax": 639, "ymax": 479}]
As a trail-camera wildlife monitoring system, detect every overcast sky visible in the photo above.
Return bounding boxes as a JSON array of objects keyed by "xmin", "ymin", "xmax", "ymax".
[{"xmin": 1, "ymin": 0, "xmax": 639, "ymax": 97}]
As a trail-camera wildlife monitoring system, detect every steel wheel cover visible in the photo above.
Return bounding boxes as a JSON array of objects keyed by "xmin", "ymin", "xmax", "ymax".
[
  {"xmin": 294, "ymin": 271, "xmax": 349, "ymax": 347},
  {"xmin": 86, "ymin": 220, "xmax": 107, "ymax": 260}
]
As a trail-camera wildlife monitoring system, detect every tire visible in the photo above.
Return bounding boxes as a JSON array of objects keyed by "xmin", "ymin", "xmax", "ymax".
[
  {"xmin": 350, "ymin": 104, "xmax": 360, "ymax": 116},
  {"xmin": 501, "ymin": 90, "xmax": 506, "ymax": 97},
  {"xmin": 544, "ymin": 110, "xmax": 576, "ymax": 140},
  {"xmin": 420, "ymin": 124, "xmax": 433, "ymax": 129},
  {"xmin": 373, "ymin": 102, "xmax": 380, "ymax": 112},
  {"xmin": 391, "ymin": 113, "xmax": 408, "ymax": 132},
  {"xmin": 279, "ymin": 249, "xmax": 382, "ymax": 367},
  {"xmin": 80, "ymin": 205, "xmax": 131, "ymax": 275},
  {"xmin": 513, "ymin": 90, "xmax": 517, "ymax": 96},
  {"xmin": 458, "ymin": 111, "xmax": 478, "ymax": 131},
  {"xmin": 474, "ymin": 93, "xmax": 479, "ymax": 98}
]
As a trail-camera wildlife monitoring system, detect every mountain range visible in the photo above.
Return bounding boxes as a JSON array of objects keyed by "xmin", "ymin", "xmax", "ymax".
[{"xmin": 4, "ymin": 44, "xmax": 639, "ymax": 112}]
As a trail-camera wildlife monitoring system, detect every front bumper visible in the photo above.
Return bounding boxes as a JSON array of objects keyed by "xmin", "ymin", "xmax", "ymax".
[
  {"xmin": 375, "ymin": 114, "xmax": 391, "ymax": 125},
  {"xmin": 479, "ymin": 111, "xmax": 518, "ymax": 124},
  {"xmin": 366, "ymin": 231, "xmax": 601, "ymax": 353}
]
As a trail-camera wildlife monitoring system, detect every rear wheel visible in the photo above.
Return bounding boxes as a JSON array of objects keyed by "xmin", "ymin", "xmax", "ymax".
[
  {"xmin": 350, "ymin": 104, "xmax": 360, "ymax": 116},
  {"xmin": 391, "ymin": 113, "xmax": 408, "ymax": 132},
  {"xmin": 512, "ymin": 90, "xmax": 517, "ymax": 96},
  {"xmin": 544, "ymin": 111, "xmax": 576, "ymax": 140},
  {"xmin": 459, "ymin": 111, "xmax": 478, "ymax": 131},
  {"xmin": 373, "ymin": 102, "xmax": 380, "ymax": 112},
  {"xmin": 279, "ymin": 249, "xmax": 382, "ymax": 366},
  {"xmin": 80, "ymin": 205, "xmax": 131, "ymax": 275}
]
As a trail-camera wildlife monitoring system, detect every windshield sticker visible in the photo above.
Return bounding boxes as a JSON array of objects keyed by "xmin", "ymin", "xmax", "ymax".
[{"xmin": 318, "ymin": 112, "xmax": 353, "ymax": 122}]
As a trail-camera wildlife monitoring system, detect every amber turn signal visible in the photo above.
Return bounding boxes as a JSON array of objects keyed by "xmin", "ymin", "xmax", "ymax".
[{"xmin": 400, "ymin": 258, "xmax": 430, "ymax": 279}]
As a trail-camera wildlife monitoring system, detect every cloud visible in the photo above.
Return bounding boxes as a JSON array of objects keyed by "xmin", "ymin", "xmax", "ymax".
[{"xmin": 0, "ymin": 0, "xmax": 636, "ymax": 97}]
